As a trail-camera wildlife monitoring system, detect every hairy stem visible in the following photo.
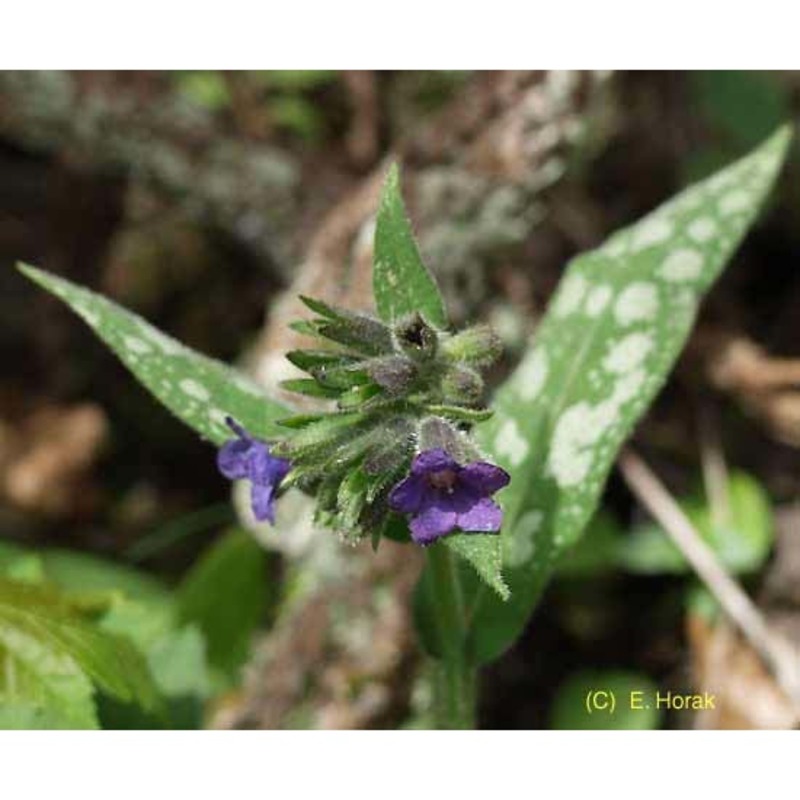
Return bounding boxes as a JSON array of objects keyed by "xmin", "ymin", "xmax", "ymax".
[{"xmin": 426, "ymin": 543, "xmax": 477, "ymax": 729}]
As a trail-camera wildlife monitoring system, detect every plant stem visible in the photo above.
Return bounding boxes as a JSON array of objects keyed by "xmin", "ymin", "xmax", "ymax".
[{"xmin": 426, "ymin": 543, "xmax": 477, "ymax": 729}]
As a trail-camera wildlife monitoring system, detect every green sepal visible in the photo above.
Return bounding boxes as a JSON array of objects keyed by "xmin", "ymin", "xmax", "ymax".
[
  {"xmin": 425, "ymin": 404, "xmax": 494, "ymax": 424},
  {"xmin": 280, "ymin": 378, "xmax": 342, "ymax": 399},
  {"xmin": 337, "ymin": 384, "xmax": 383, "ymax": 409},
  {"xmin": 285, "ymin": 350, "xmax": 359, "ymax": 372}
]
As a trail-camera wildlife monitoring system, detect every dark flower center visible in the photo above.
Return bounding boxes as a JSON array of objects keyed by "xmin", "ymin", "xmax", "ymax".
[{"xmin": 427, "ymin": 468, "xmax": 459, "ymax": 493}]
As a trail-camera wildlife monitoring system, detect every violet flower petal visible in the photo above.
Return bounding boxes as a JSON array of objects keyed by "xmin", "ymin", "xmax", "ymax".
[
  {"xmin": 459, "ymin": 462, "xmax": 510, "ymax": 495},
  {"xmin": 410, "ymin": 448, "xmax": 458, "ymax": 476},
  {"xmin": 217, "ymin": 418, "xmax": 290, "ymax": 525},
  {"xmin": 251, "ymin": 481, "xmax": 277, "ymax": 523},
  {"xmin": 248, "ymin": 442, "xmax": 291, "ymax": 485},
  {"xmin": 217, "ymin": 438, "xmax": 254, "ymax": 480},
  {"xmin": 410, "ymin": 503, "xmax": 458, "ymax": 545},
  {"xmin": 388, "ymin": 474, "xmax": 426, "ymax": 514},
  {"xmin": 455, "ymin": 496, "xmax": 504, "ymax": 533}
]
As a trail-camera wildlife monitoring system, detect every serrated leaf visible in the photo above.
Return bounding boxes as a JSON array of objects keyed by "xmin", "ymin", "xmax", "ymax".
[
  {"xmin": 373, "ymin": 163, "xmax": 448, "ymax": 329},
  {"xmin": 446, "ymin": 535, "xmax": 508, "ymax": 602},
  {"xmin": 468, "ymin": 125, "xmax": 792, "ymax": 663},
  {"xmin": 0, "ymin": 640, "xmax": 98, "ymax": 729},
  {"xmin": 18, "ymin": 264, "xmax": 289, "ymax": 445},
  {"xmin": 0, "ymin": 579, "xmax": 162, "ymax": 727},
  {"xmin": 0, "ymin": 701, "xmax": 85, "ymax": 730}
]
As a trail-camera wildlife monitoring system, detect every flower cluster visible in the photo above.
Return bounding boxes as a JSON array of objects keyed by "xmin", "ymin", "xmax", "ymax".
[{"xmin": 216, "ymin": 297, "xmax": 510, "ymax": 547}]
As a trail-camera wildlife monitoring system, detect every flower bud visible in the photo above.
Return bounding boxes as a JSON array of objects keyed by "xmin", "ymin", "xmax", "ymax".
[
  {"xmin": 441, "ymin": 324, "xmax": 502, "ymax": 367},
  {"xmin": 418, "ymin": 416, "xmax": 475, "ymax": 465},
  {"xmin": 441, "ymin": 365, "xmax": 484, "ymax": 405},
  {"xmin": 366, "ymin": 355, "xmax": 417, "ymax": 396}
]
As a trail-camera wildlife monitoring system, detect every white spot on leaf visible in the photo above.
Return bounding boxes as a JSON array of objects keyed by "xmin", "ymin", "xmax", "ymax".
[
  {"xmin": 548, "ymin": 367, "xmax": 648, "ymax": 489},
  {"xmin": 209, "ymin": 408, "xmax": 229, "ymax": 428},
  {"xmin": 141, "ymin": 323, "xmax": 183, "ymax": 356},
  {"xmin": 123, "ymin": 336, "xmax": 152, "ymax": 355},
  {"xmin": 504, "ymin": 510, "xmax": 543, "ymax": 567},
  {"xmin": 179, "ymin": 378, "xmax": 211, "ymax": 402},
  {"xmin": 659, "ymin": 248, "xmax": 704, "ymax": 282},
  {"xmin": 552, "ymin": 274, "xmax": 588, "ymax": 318},
  {"xmin": 547, "ymin": 402, "xmax": 599, "ymax": 487},
  {"xmin": 516, "ymin": 350, "xmax": 549, "ymax": 401},
  {"xmin": 585, "ymin": 285, "xmax": 612, "ymax": 317},
  {"xmin": 719, "ymin": 189, "xmax": 750, "ymax": 216},
  {"xmin": 687, "ymin": 217, "xmax": 716, "ymax": 243},
  {"xmin": 495, "ymin": 419, "xmax": 529, "ymax": 467},
  {"xmin": 603, "ymin": 333, "xmax": 654, "ymax": 374},
  {"xmin": 614, "ymin": 282, "xmax": 658, "ymax": 325},
  {"xmin": 602, "ymin": 235, "xmax": 627, "ymax": 258},
  {"xmin": 631, "ymin": 216, "xmax": 673, "ymax": 251}
]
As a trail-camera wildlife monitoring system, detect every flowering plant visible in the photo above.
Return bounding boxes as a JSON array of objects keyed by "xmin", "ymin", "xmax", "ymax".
[{"xmin": 18, "ymin": 127, "xmax": 791, "ymax": 727}]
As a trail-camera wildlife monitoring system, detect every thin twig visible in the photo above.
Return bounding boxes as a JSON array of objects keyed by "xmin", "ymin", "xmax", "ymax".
[{"xmin": 618, "ymin": 448, "xmax": 800, "ymax": 709}]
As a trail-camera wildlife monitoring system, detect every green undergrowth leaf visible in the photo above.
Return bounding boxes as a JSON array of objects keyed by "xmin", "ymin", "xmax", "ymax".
[
  {"xmin": 18, "ymin": 263, "xmax": 289, "ymax": 445},
  {"xmin": 0, "ymin": 541, "xmax": 214, "ymax": 729},
  {"xmin": 621, "ymin": 471, "xmax": 773, "ymax": 574},
  {"xmin": 561, "ymin": 472, "xmax": 773, "ymax": 578},
  {"xmin": 177, "ymin": 528, "xmax": 269, "ymax": 683},
  {"xmin": 468, "ymin": 126, "xmax": 792, "ymax": 663},
  {"xmin": 0, "ymin": 578, "xmax": 161, "ymax": 728},
  {"xmin": 687, "ymin": 71, "xmax": 791, "ymax": 181}
]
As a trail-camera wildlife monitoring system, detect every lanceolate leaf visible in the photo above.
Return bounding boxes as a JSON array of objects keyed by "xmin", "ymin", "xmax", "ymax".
[
  {"xmin": 469, "ymin": 126, "xmax": 792, "ymax": 663},
  {"xmin": 18, "ymin": 264, "xmax": 289, "ymax": 445},
  {"xmin": 373, "ymin": 163, "xmax": 449, "ymax": 329}
]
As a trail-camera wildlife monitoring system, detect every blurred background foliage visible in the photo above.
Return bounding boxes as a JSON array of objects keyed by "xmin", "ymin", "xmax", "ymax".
[{"xmin": 1, "ymin": 71, "xmax": 800, "ymax": 729}]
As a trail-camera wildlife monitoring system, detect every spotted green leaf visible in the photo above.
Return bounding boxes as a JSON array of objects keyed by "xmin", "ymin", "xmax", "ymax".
[
  {"xmin": 18, "ymin": 263, "xmax": 289, "ymax": 445},
  {"xmin": 469, "ymin": 125, "xmax": 792, "ymax": 663},
  {"xmin": 373, "ymin": 163, "xmax": 449, "ymax": 329}
]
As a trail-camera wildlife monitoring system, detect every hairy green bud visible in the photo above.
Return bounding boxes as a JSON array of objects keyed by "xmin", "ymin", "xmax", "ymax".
[
  {"xmin": 418, "ymin": 416, "xmax": 478, "ymax": 465},
  {"xmin": 366, "ymin": 355, "xmax": 417, "ymax": 396},
  {"xmin": 441, "ymin": 324, "xmax": 502, "ymax": 367},
  {"xmin": 441, "ymin": 365, "xmax": 484, "ymax": 405}
]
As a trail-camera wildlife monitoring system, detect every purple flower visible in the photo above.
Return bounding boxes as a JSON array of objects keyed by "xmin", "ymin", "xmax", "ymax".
[
  {"xmin": 217, "ymin": 417, "xmax": 290, "ymax": 523},
  {"xmin": 388, "ymin": 448, "xmax": 510, "ymax": 546}
]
